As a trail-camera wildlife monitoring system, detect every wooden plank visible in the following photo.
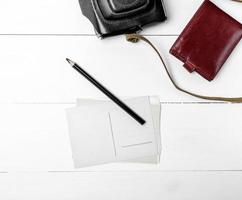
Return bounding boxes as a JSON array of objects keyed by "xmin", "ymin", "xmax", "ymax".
[
  {"xmin": 0, "ymin": 0, "xmax": 240, "ymax": 35},
  {"xmin": 0, "ymin": 104, "xmax": 73, "ymax": 171},
  {"xmin": 0, "ymin": 36, "xmax": 240, "ymax": 103},
  {"xmin": 0, "ymin": 171, "xmax": 242, "ymax": 199},
  {"xmin": 0, "ymin": 103, "xmax": 242, "ymax": 171},
  {"xmin": 160, "ymin": 104, "xmax": 242, "ymax": 171}
]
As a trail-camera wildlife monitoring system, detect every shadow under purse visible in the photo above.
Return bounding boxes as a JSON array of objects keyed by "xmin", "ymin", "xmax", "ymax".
[{"xmin": 79, "ymin": 0, "xmax": 242, "ymax": 103}]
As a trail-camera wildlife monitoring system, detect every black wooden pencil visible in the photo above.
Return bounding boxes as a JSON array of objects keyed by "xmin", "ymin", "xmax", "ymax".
[{"xmin": 66, "ymin": 58, "xmax": 146, "ymax": 125}]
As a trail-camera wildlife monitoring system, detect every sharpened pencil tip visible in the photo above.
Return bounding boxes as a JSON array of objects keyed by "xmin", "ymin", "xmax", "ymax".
[{"xmin": 66, "ymin": 58, "xmax": 75, "ymax": 66}]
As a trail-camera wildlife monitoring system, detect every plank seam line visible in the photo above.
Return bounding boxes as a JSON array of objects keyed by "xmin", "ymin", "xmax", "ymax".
[
  {"xmin": 46, "ymin": 170, "xmax": 242, "ymax": 173},
  {"xmin": 0, "ymin": 34, "xmax": 179, "ymax": 37},
  {"xmin": 0, "ymin": 102, "xmax": 230, "ymax": 105},
  {"xmin": 1, "ymin": 170, "xmax": 242, "ymax": 174}
]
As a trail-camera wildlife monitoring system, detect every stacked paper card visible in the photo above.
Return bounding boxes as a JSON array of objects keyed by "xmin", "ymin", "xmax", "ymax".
[{"xmin": 66, "ymin": 96, "xmax": 161, "ymax": 168}]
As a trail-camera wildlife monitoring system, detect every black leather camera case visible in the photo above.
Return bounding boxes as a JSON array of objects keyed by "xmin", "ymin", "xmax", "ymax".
[{"xmin": 78, "ymin": 0, "xmax": 167, "ymax": 38}]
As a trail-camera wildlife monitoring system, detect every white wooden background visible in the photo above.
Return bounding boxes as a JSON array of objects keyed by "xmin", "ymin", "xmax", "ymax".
[{"xmin": 0, "ymin": 0, "xmax": 241, "ymax": 199}]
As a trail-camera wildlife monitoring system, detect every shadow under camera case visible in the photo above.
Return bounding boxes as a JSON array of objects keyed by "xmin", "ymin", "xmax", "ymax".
[{"xmin": 78, "ymin": 0, "xmax": 167, "ymax": 38}]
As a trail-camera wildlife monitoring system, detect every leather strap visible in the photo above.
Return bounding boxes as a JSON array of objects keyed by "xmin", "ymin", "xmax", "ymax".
[{"xmin": 126, "ymin": 33, "xmax": 242, "ymax": 103}]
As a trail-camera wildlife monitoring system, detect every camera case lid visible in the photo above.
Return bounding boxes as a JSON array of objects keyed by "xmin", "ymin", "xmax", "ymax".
[{"xmin": 78, "ymin": 0, "xmax": 167, "ymax": 38}]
